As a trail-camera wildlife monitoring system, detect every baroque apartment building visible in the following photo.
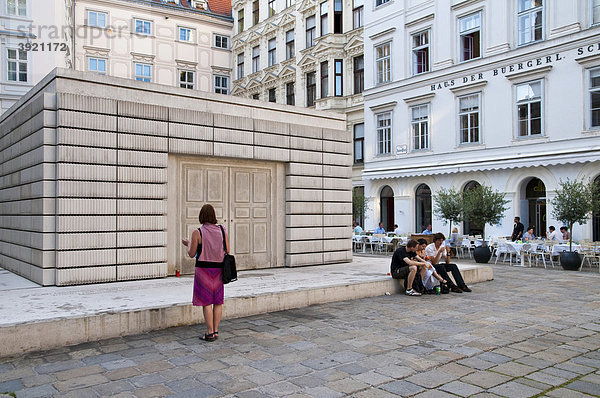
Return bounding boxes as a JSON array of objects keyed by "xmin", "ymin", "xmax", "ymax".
[
  {"xmin": 363, "ymin": 0, "xmax": 600, "ymax": 241},
  {"xmin": 230, "ymin": 0, "xmax": 366, "ymax": 184},
  {"xmin": 0, "ymin": 0, "xmax": 232, "ymax": 114}
]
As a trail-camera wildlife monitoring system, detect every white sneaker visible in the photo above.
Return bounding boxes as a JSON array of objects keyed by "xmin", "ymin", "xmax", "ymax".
[{"xmin": 405, "ymin": 289, "xmax": 422, "ymax": 296}]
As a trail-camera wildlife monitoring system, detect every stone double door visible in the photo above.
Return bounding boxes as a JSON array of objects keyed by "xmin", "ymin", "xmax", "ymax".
[{"xmin": 181, "ymin": 160, "xmax": 276, "ymax": 274}]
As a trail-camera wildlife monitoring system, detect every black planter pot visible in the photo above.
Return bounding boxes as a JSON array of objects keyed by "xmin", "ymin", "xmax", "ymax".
[
  {"xmin": 473, "ymin": 246, "xmax": 492, "ymax": 263},
  {"xmin": 560, "ymin": 251, "xmax": 582, "ymax": 271}
]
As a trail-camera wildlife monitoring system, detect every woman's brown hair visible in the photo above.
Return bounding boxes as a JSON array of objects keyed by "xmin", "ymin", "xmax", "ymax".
[{"xmin": 199, "ymin": 204, "xmax": 218, "ymax": 224}]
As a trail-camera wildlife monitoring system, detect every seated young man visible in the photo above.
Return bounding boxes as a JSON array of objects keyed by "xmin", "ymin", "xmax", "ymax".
[
  {"xmin": 424, "ymin": 233, "xmax": 472, "ymax": 293},
  {"xmin": 390, "ymin": 239, "xmax": 424, "ymax": 296}
]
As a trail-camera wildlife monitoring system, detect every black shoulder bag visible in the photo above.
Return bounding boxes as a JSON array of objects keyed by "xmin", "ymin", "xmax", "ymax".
[{"xmin": 219, "ymin": 225, "xmax": 237, "ymax": 284}]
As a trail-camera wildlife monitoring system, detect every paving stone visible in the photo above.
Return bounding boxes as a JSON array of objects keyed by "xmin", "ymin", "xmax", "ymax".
[
  {"xmin": 334, "ymin": 363, "xmax": 369, "ymax": 376},
  {"xmin": 457, "ymin": 356, "xmax": 496, "ymax": 370},
  {"xmin": 514, "ymin": 376, "xmax": 552, "ymax": 391},
  {"xmin": 439, "ymin": 380, "xmax": 484, "ymax": 396},
  {"xmin": 132, "ymin": 384, "xmax": 174, "ymax": 397},
  {"xmin": 405, "ymin": 369, "xmax": 457, "ymax": 388},
  {"xmin": 526, "ymin": 370, "xmax": 569, "ymax": 386},
  {"xmin": 105, "ymin": 367, "xmax": 142, "ymax": 381},
  {"xmin": 257, "ymin": 381, "xmax": 303, "ymax": 396},
  {"xmin": 12, "ymin": 384, "xmax": 58, "ymax": 398},
  {"xmin": 437, "ymin": 362, "xmax": 477, "ymax": 378},
  {"xmin": 92, "ymin": 379, "xmax": 135, "ymax": 396},
  {"xmin": 379, "ymin": 380, "xmax": 425, "ymax": 396},
  {"xmin": 20, "ymin": 374, "xmax": 55, "ymax": 388},
  {"xmin": 351, "ymin": 387, "xmax": 399, "ymax": 398},
  {"xmin": 130, "ymin": 374, "xmax": 167, "ymax": 388},
  {"xmin": 475, "ymin": 351, "xmax": 513, "ymax": 364},
  {"xmin": 302, "ymin": 386, "xmax": 343, "ymax": 398},
  {"xmin": 54, "ymin": 364, "xmax": 105, "ymax": 380},
  {"xmin": 461, "ymin": 370, "xmax": 513, "ymax": 389},
  {"xmin": 351, "ymin": 370, "xmax": 393, "ymax": 386},
  {"xmin": 412, "ymin": 390, "xmax": 457, "ymax": 398},
  {"xmin": 325, "ymin": 377, "xmax": 369, "ymax": 394},
  {"xmin": 53, "ymin": 374, "xmax": 110, "ymax": 391},
  {"xmin": 515, "ymin": 355, "xmax": 554, "ymax": 369},
  {"xmin": 0, "ymin": 379, "xmax": 23, "ymax": 393},
  {"xmin": 165, "ymin": 377, "xmax": 205, "ymax": 393},
  {"xmin": 564, "ymin": 380, "xmax": 600, "ymax": 395},
  {"xmin": 34, "ymin": 360, "xmax": 84, "ymax": 374},
  {"xmin": 546, "ymin": 387, "xmax": 598, "ymax": 398},
  {"xmin": 54, "ymin": 386, "xmax": 98, "ymax": 398},
  {"xmin": 488, "ymin": 381, "xmax": 544, "ymax": 398},
  {"xmin": 374, "ymin": 364, "xmax": 415, "ymax": 379},
  {"xmin": 489, "ymin": 361, "xmax": 538, "ymax": 377}
]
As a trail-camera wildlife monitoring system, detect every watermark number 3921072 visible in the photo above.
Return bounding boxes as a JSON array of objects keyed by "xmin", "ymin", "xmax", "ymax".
[{"xmin": 18, "ymin": 43, "xmax": 68, "ymax": 52}]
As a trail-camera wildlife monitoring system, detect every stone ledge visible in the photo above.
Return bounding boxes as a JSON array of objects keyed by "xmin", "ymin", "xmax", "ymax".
[{"xmin": 0, "ymin": 263, "xmax": 492, "ymax": 358}]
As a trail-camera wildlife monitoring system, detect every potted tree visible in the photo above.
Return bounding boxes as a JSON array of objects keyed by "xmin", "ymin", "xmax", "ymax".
[
  {"xmin": 551, "ymin": 178, "xmax": 599, "ymax": 270},
  {"xmin": 462, "ymin": 184, "xmax": 509, "ymax": 263},
  {"xmin": 433, "ymin": 187, "xmax": 463, "ymax": 236}
]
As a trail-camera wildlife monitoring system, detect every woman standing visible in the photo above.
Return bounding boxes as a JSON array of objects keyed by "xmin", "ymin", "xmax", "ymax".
[{"xmin": 182, "ymin": 204, "xmax": 230, "ymax": 342}]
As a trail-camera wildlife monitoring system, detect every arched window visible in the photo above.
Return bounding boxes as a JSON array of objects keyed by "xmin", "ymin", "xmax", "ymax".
[
  {"xmin": 463, "ymin": 181, "xmax": 483, "ymax": 235},
  {"xmin": 415, "ymin": 184, "xmax": 431, "ymax": 234},
  {"xmin": 380, "ymin": 186, "xmax": 394, "ymax": 231},
  {"xmin": 524, "ymin": 177, "xmax": 546, "ymax": 237}
]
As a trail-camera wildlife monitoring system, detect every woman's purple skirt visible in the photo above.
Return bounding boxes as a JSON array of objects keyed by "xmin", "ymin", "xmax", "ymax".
[{"xmin": 192, "ymin": 268, "xmax": 224, "ymax": 306}]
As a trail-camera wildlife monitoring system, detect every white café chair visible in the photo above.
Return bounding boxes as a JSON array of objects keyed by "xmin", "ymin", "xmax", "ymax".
[
  {"xmin": 505, "ymin": 243, "xmax": 520, "ymax": 266},
  {"xmin": 532, "ymin": 242, "xmax": 554, "ymax": 269}
]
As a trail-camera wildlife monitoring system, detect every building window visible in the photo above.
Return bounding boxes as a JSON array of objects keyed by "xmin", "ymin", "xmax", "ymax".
[
  {"xmin": 594, "ymin": 0, "xmax": 600, "ymax": 24},
  {"xmin": 7, "ymin": 0, "xmax": 26, "ymax": 16},
  {"xmin": 286, "ymin": 30, "xmax": 295, "ymax": 59},
  {"xmin": 375, "ymin": 42, "xmax": 391, "ymax": 84},
  {"xmin": 268, "ymin": 88, "xmax": 276, "ymax": 102},
  {"xmin": 375, "ymin": 0, "xmax": 389, "ymax": 7},
  {"xmin": 252, "ymin": 93, "xmax": 259, "ymax": 100},
  {"xmin": 353, "ymin": 0, "xmax": 363, "ymax": 29},
  {"xmin": 306, "ymin": 72, "xmax": 316, "ymax": 106},
  {"xmin": 6, "ymin": 0, "xmax": 27, "ymax": 17},
  {"xmin": 237, "ymin": 53, "xmax": 245, "ymax": 79},
  {"xmin": 517, "ymin": 0, "xmax": 543, "ymax": 46},
  {"xmin": 334, "ymin": 59, "xmax": 343, "ymax": 96},
  {"xmin": 306, "ymin": 15, "xmax": 316, "ymax": 48},
  {"xmin": 321, "ymin": 61, "xmax": 329, "ymax": 98},
  {"xmin": 252, "ymin": 46, "xmax": 260, "ymax": 73},
  {"xmin": 286, "ymin": 82, "xmax": 295, "ymax": 105},
  {"xmin": 135, "ymin": 19, "xmax": 152, "ymax": 35},
  {"xmin": 134, "ymin": 63, "xmax": 152, "ymax": 82},
  {"xmin": 320, "ymin": 2, "xmax": 328, "ymax": 36},
  {"xmin": 88, "ymin": 57, "xmax": 107, "ymax": 75},
  {"xmin": 353, "ymin": 55, "xmax": 363, "ymax": 94},
  {"xmin": 215, "ymin": 75, "xmax": 228, "ymax": 94},
  {"xmin": 411, "ymin": 104, "xmax": 429, "ymax": 150},
  {"xmin": 215, "ymin": 34, "xmax": 229, "ymax": 49},
  {"xmin": 268, "ymin": 38, "xmax": 277, "ymax": 66},
  {"xmin": 412, "ymin": 30, "xmax": 430, "ymax": 75},
  {"xmin": 179, "ymin": 27, "xmax": 195, "ymax": 42},
  {"xmin": 353, "ymin": 123, "xmax": 364, "ymax": 163},
  {"xmin": 238, "ymin": 9, "xmax": 244, "ymax": 33},
  {"xmin": 459, "ymin": 12, "xmax": 481, "ymax": 62},
  {"xmin": 268, "ymin": 0, "xmax": 276, "ymax": 17},
  {"xmin": 590, "ymin": 68, "xmax": 600, "ymax": 127},
  {"xmin": 516, "ymin": 80, "xmax": 542, "ymax": 137},
  {"xmin": 180, "ymin": 70, "xmax": 195, "ymax": 89},
  {"xmin": 253, "ymin": 0, "xmax": 259, "ymax": 25},
  {"xmin": 376, "ymin": 112, "xmax": 391, "ymax": 155},
  {"xmin": 286, "ymin": 0, "xmax": 295, "ymax": 7},
  {"xmin": 458, "ymin": 93, "xmax": 480, "ymax": 144},
  {"xmin": 87, "ymin": 10, "xmax": 107, "ymax": 28},
  {"xmin": 7, "ymin": 49, "xmax": 27, "ymax": 82},
  {"xmin": 334, "ymin": 0, "xmax": 343, "ymax": 33}
]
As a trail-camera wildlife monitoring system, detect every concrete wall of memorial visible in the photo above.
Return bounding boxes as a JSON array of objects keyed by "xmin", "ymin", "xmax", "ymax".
[{"xmin": 0, "ymin": 69, "xmax": 352, "ymax": 286}]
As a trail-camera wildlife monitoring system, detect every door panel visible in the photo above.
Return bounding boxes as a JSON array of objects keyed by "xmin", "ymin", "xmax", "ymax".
[
  {"xmin": 230, "ymin": 167, "xmax": 271, "ymax": 269},
  {"xmin": 180, "ymin": 161, "xmax": 275, "ymax": 273}
]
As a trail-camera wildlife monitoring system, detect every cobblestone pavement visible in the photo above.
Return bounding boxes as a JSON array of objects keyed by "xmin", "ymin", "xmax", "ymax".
[{"xmin": 1, "ymin": 264, "xmax": 599, "ymax": 398}]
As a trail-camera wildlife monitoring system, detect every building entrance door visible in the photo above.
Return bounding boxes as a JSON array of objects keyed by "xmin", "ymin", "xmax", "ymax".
[
  {"xmin": 525, "ymin": 178, "xmax": 546, "ymax": 237},
  {"xmin": 180, "ymin": 161, "xmax": 275, "ymax": 274}
]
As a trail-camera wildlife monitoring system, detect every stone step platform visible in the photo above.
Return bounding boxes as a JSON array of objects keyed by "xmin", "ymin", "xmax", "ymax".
[{"xmin": 0, "ymin": 257, "xmax": 493, "ymax": 358}]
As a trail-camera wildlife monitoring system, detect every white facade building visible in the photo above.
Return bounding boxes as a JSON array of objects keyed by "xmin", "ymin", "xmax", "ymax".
[
  {"xmin": 363, "ymin": 0, "xmax": 600, "ymax": 241},
  {"xmin": 0, "ymin": 0, "xmax": 232, "ymax": 114},
  {"xmin": 1, "ymin": 0, "xmax": 72, "ymax": 113}
]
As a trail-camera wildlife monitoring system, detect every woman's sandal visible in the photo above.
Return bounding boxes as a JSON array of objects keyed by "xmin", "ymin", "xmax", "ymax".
[
  {"xmin": 200, "ymin": 332, "xmax": 216, "ymax": 342},
  {"xmin": 213, "ymin": 331, "xmax": 219, "ymax": 340}
]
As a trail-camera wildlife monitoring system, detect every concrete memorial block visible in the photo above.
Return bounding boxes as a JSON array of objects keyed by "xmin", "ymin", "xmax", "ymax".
[{"xmin": 0, "ymin": 69, "xmax": 350, "ymax": 285}]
